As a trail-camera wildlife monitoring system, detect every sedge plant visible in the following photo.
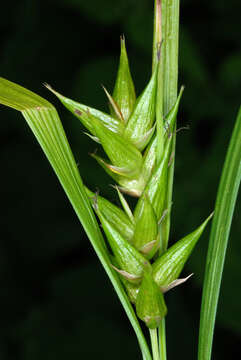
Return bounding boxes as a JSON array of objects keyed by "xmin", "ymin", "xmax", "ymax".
[{"xmin": 0, "ymin": 1, "xmax": 240, "ymax": 359}]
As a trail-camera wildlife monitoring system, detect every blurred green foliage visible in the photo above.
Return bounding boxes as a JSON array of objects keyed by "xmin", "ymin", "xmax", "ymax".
[{"xmin": 0, "ymin": 0, "xmax": 240, "ymax": 358}]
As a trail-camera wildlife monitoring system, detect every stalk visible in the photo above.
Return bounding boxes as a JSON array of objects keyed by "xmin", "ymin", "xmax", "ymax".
[
  {"xmin": 161, "ymin": 0, "xmax": 180, "ymax": 115},
  {"xmin": 150, "ymin": 329, "xmax": 160, "ymax": 360},
  {"xmin": 153, "ymin": 0, "xmax": 164, "ymax": 166},
  {"xmin": 158, "ymin": 319, "xmax": 167, "ymax": 360},
  {"xmin": 160, "ymin": 0, "xmax": 180, "ymax": 251},
  {"xmin": 153, "ymin": 1, "xmax": 180, "ymax": 358}
]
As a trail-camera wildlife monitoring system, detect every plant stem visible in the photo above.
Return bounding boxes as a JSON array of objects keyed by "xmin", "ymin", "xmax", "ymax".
[
  {"xmin": 150, "ymin": 328, "xmax": 160, "ymax": 360},
  {"xmin": 160, "ymin": 0, "xmax": 180, "ymax": 250},
  {"xmin": 158, "ymin": 319, "xmax": 167, "ymax": 360},
  {"xmin": 152, "ymin": 0, "xmax": 162, "ymax": 72},
  {"xmin": 153, "ymin": 0, "xmax": 180, "ymax": 358},
  {"xmin": 153, "ymin": 0, "xmax": 164, "ymax": 164}
]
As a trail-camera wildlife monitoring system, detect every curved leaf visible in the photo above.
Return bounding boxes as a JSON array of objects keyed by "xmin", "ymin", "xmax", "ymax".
[{"xmin": 0, "ymin": 77, "xmax": 152, "ymax": 360}]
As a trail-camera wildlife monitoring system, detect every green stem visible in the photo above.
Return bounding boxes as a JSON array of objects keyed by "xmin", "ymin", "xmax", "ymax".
[
  {"xmin": 152, "ymin": 0, "xmax": 162, "ymax": 72},
  {"xmin": 161, "ymin": 0, "xmax": 180, "ymax": 115},
  {"xmin": 153, "ymin": 0, "xmax": 164, "ymax": 165},
  {"xmin": 158, "ymin": 319, "xmax": 167, "ymax": 360},
  {"xmin": 150, "ymin": 328, "xmax": 160, "ymax": 360},
  {"xmin": 153, "ymin": 0, "xmax": 180, "ymax": 357},
  {"xmin": 160, "ymin": 0, "xmax": 180, "ymax": 250}
]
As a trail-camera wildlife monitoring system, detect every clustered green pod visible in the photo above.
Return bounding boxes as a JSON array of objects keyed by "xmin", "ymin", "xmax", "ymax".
[
  {"xmin": 111, "ymin": 36, "xmax": 136, "ymax": 122},
  {"xmin": 89, "ymin": 187, "xmax": 212, "ymax": 328},
  {"xmin": 152, "ymin": 213, "xmax": 213, "ymax": 289},
  {"xmin": 47, "ymin": 38, "xmax": 213, "ymax": 329},
  {"xmin": 85, "ymin": 188, "xmax": 134, "ymax": 242},
  {"xmin": 45, "ymin": 84, "xmax": 124, "ymax": 135},
  {"xmin": 144, "ymin": 136, "xmax": 173, "ymax": 220},
  {"xmin": 136, "ymin": 271, "xmax": 167, "ymax": 329},
  {"xmin": 47, "ymin": 38, "xmax": 169, "ymax": 197},
  {"xmin": 132, "ymin": 195, "xmax": 158, "ymax": 258},
  {"xmin": 95, "ymin": 203, "xmax": 152, "ymax": 284},
  {"xmin": 123, "ymin": 66, "xmax": 158, "ymax": 150}
]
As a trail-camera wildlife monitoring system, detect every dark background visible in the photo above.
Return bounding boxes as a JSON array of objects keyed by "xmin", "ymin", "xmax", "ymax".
[{"xmin": 0, "ymin": 0, "xmax": 240, "ymax": 359}]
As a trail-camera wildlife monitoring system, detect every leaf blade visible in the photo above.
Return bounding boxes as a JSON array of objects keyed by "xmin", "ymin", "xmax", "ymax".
[
  {"xmin": 0, "ymin": 78, "xmax": 152, "ymax": 360},
  {"xmin": 198, "ymin": 106, "xmax": 241, "ymax": 360}
]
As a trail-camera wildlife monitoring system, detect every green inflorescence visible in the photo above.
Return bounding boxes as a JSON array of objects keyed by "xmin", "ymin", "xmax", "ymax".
[{"xmin": 46, "ymin": 37, "xmax": 212, "ymax": 329}]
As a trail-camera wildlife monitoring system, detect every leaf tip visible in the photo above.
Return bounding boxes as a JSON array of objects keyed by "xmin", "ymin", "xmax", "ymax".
[
  {"xmin": 44, "ymin": 83, "xmax": 63, "ymax": 101},
  {"xmin": 43, "ymin": 82, "xmax": 52, "ymax": 90},
  {"xmin": 120, "ymin": 33, "xmax": 125, "ymax": 43}
]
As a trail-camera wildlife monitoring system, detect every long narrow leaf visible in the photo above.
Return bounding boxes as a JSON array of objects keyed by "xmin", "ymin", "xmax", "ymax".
[
  {"xmin": 0, "ymin": 77, "xmax": 152, "ymax": 360},
  {"xmin": 198, "ymin": 106, "xmax": 241, "ymax": 360}
]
